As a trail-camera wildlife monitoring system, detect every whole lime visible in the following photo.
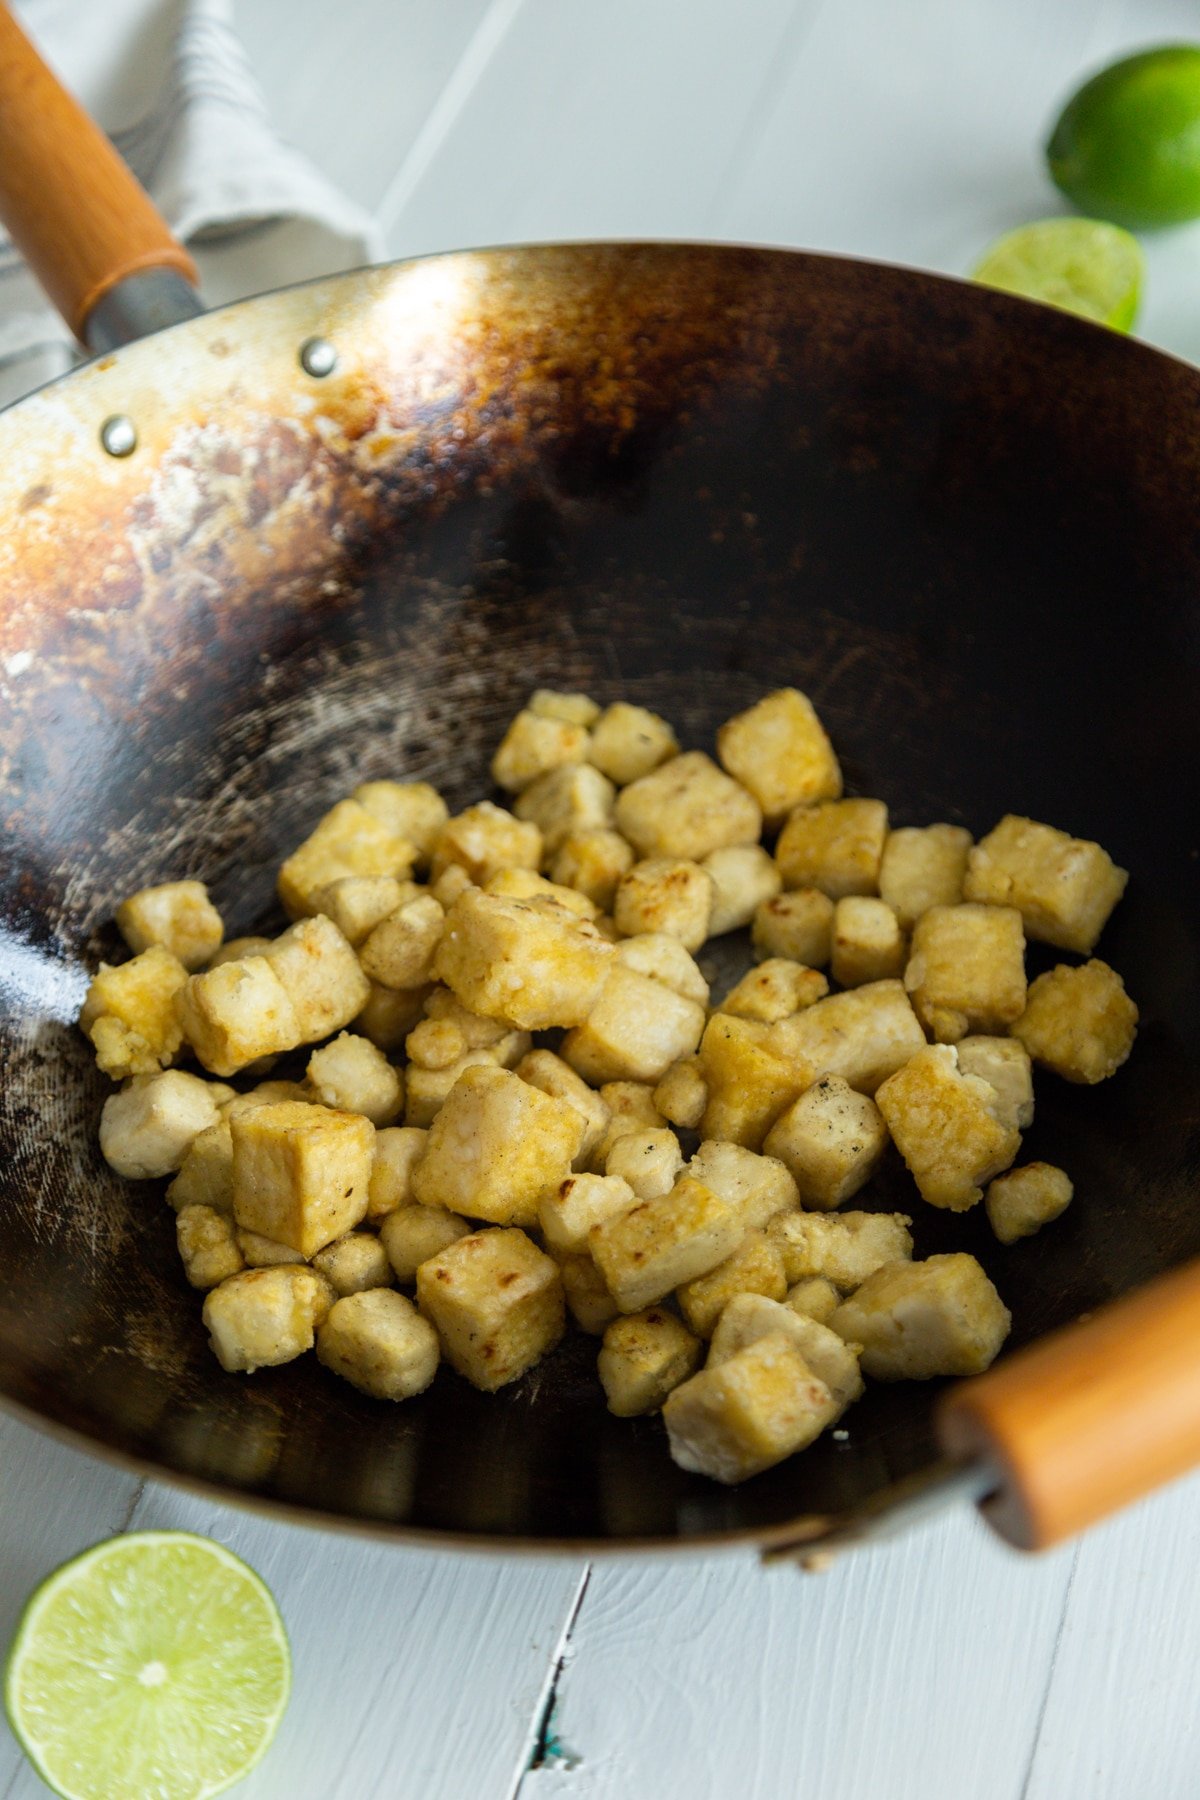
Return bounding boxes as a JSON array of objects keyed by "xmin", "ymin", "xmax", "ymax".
[{"xmin": 1047, "ymin": 45, "xmax": 1200, "ymax": 229}]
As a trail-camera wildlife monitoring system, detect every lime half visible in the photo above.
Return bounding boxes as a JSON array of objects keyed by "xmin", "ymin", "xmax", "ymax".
[
  {"xmin": 1047, "ymin": 45, "xmax": 1200, "ymax": 230},
  {"xmin": 971, "ymin": 218, "xmax": 1144, "ymax": 330},
  {"xmin": 4, "ymin": 1531, "xmax": 290, "ymax": 1800}
]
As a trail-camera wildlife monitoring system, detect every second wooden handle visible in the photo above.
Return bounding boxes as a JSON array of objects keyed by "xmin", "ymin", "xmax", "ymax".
[
  {"xmin": 938, "ymin": 1257, "xmax": 1200, "ymax": 1550},
  {"xmin": 0, "ymin": 5, "xmax": 197, "ymax": 342}
]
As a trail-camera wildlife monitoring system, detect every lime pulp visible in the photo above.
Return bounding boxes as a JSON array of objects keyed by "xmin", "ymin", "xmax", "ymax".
[{"xmin": 971, "ymin": 217, "xmax": 1144, "ymax": 331}]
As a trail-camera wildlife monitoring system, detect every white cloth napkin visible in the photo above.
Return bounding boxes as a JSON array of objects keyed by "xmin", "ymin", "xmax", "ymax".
[{"xmin": 0, "ymin": 0, "xmax": 385, "ymax": 407}]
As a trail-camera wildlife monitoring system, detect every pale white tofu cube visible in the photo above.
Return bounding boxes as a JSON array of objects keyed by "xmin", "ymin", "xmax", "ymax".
[
  {"xmin": 434, "ymin": 888, "xmax": 614, "ymax": 1028},
  {"xmin": 701, "ymin": 845, "xmax": 783, "ymax": 936},
  {"xmin": 278, "ymin": 798, "xmax": 416, "ymax": 918},
  {"xmin": 306, "ymin": 1032, "xmax": 404, "ymax": 1125},
  {"xmin": 411, "ymin": 1063, "xmax": 584, "ymax": 1228},
  {"xmin": 353, "ymin": 781, "xmax": 449, "ymax": 861},
  {"xmin": 379, "ymin": 1202, "xmax": 470, "ymax": 1282},
  {"xmin": 875, "ymin": 1044, "xmax": 1021, "ymax": 1212},
  {"xmin": 359, "ymin": 894, "xmax": 445, "ymax": 991},
  {"xmin": 708, "ymin": 1294, "xmax": 863, "ymax": 1417},
  {"xmin": 769, "ymin": 1208, "xmax": 913, "ymax": 1290},
  {"xmin": 763, "ymin": 1075, "xmax": 889, "ymax": 1211},
  {"xmin": 202, "ymin": 1267, "xmax": 328, "ymax": 1372},
  {"xmin": 598, "ymin": 1310, "xmax": 702, "ymax": 1416},
  {"xmin": 316, "ymin": 1289, "xmax": 440, "ymax": 1399},
  {"xmin": 176, "ymin": 1204, "xmax": 243, "ymax": 1289},
  {"xmin": 716, "ymin": 687, "xmax": 842, "ymax": 826},
  {"xmin": 752, "ymin": 889, "xmax": 834, "ymax": 967},
  {"xmin": 879, "ymin": 824, "xmax": 973, "ymax": 929},
  {"xmin": 677, "ymin": 1230, "xmax": 788, "ymax": 1337},
  {"xmin": 263, "ymin": 915, "xmax": 370, "ymax": 1045},
  {"xmin": 664, "ymin": 1335, "xmax": 837, "ymax": 1483},
  {"xmin": 166, "ymin": 1120, "xmax": 234, "ymax": 1213},
  {"xmin": 591, "ymin": 1082, "xmax": 669, "ymax": 1165},
  {"xmin": 116, "ymin": 880, "xmax": 224, "ymax": 971},
  {"xmin": 613, "ymin": 933, "xmax": 710, "ymax": 1005},
  {"xmin": 956, "ymin": 1036, "xmax": 1035, "ymax": 1131},
  {"xmin": 1012, "ymin": 959, "xmax": 1138, "ymax": 1084},
  {"xmin": 717, "ymin": 960, "xmax": 828, "ymax": 1024},
  {"xmin": 539, "ymin": 1172, "xmax": 639, "ymax": 1255},
  {"xmin": 528, "ymin": 689, "xmax": 601, "ymax": 726},
  {"xmin": 562, "ymin": 964, "xmax": 705, "ymax": 1085},
  {"xmin": 588, "ymin": 702, "xmax": 679, "ymax": 785},
  {"xmin": 653, "ymin": 1056, "xmax": 708, "ymax": 1130},
  {"xmin": 100, "ymin": 1071, "xmax": 227, "ymax": 1179},
  {"xmin": 550, "ymin": 828, "xmax": 635, "ymax": 910},
  {"xmin": 230, "ymin": 1101, "xmax": 375, "ymax": 1256},
  {"xmin": 367, "ymin": 1127, "xmax": 429, "ymax": 1221},
  {"xmin": 514, "ymin": 764, "xmax": 616, "ymax": 856},
  {"xmin": 604, "ymin": 1128, "xmax": 684, "ymax": 1201},
  {"xmin": 491, "ymin": 708, "xmax": 589, "ymax": 792},
  {"xmin": 766, "ymin": 979, "xmax": 927, "ymax": 1095},
  {"xmin": 310, "ymin": 875, "xmax": 417, "ymax": 947},
  {"xmin": 831, "ymin": 897, "xmax": 906, "ymax": 987},
  {"xmin": 416, "ymin": 1227, "xmax": 564, "ymax": 1390},
  {"xmin": 560, "ymin": 1254, "xmax": 621, "ymax": 1335},
  {"xmin": 986, "ymin": 1163, "xmax": 1074, "ymax": 1244},
  {"xmin": 615, "ymin": 751, "xmax": 761, "ymax": 861},
  {"xmin": 312, "ymin": 1232, "xmax": 394, "ymax": 1296},
  {"xmin": 589, "ymin": 1174, "xmax": 741, "ymax": 1312},
  {"xmin": 964, "ymin": 814, "xmax": 1127, "ymax": 954},
  {"xmin": 431, "ymin": 801, "xmax": 542, "ymax": 883},
  {"xmin": 689, "ymin": 1139, "xmax": 801, "ymax": 1229},
  {"xmin": 904, "ymin": 903, "xmax": 1026, "ymax": 1042},
  {"xmin": 613, "ymin": 858, "xmax": 714, "ymax": 951},
  {"xmin": 515, "ymin": 1048, "xmax": 611, "ymax": 1167},
  {"xmin": 830, "ymin": 1254, "xmax": 1011, "ymax": 1379}
]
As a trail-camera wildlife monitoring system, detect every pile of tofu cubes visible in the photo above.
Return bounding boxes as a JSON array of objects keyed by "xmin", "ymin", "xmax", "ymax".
[{"xmin": 81, "ymin": 686, "xmax": 1137, "ymax": 1485}]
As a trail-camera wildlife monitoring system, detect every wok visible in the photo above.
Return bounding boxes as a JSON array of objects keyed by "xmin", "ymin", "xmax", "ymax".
[{"xmin": 0, "ymin": 8, "xmax": 1197, "ymax": 1560}]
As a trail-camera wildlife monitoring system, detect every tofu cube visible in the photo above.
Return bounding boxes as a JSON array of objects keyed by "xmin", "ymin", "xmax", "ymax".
[
  {"xmin": 589, "ymin": 1174, "xmax": 741, "ymax": 1312},
  {"xmin": 81, "ymin": 947, "xmax": 188, "ymax": 1078},
  {"xmin": 310, "ymin": 875, "xmax": 417, "ymax": 947},
  {"xmin": 435, "ymin": 888, "xmax": 614, "ymax": 1028},
  {"xmin": 235, "ymin": 1231, "xmax": 308, "ymax": 1269},
  {"xmin": 403, "ymin": 1049, "xmax": 516, "ymax": 1129},
  {"xmin": 831, "ymin": 897, "xmax": 906, "ymax": 988},
  {"xmin": 514, "ymin": 764, "xmax": 616, "ymax": 857},
  {"xmin": 306, "ymin": 1033, "xmax": 404, "ymax": 1125},
  {"xmin": 831, "ymin": 1254, "xmax": 1011, "ymax": 1379},
  {"xmin": 768, "ymin": 1208, "xmax": 914, "ymax": 1289},
  {"xmin": 529, "ymin": 689, "xmax": 601, "ymax": 726},
  {"xmin": 763, "ymin": 1074, "xmax": 889, "ymax": 1210},
  {"xmin": 174, "ymin": 957, "xmax": 299, "ymax": 1078},
  {"xmin": 708, "ymin": 1294, "xmax": 863, "ymax": 1417},
  {"xmin": 560, "ymin": 1254, "xmax": 620, "ymax": 1334},
  {"xmin": 411, "ymin": 1063, "xmax": 584, "ymax": 1228},
  {"xmin": 875, "ymin": 1045, "xmax": 1021, "ymax": 1211},
  {"xmin": 677, "ymin": 1230, "xmax": 788, "ymax": 1337},
  {"xmin": 516, "ymin": 1049, "xmax": 611, "ymax": 1167},
  {"xmin": 431, "ymin": 800, "xmax": 542, "ymax": 883},
  {"xmin": 697, "ymin": 1015, "xmax": 805, "ymax": 1150},
  {"xmin": 355, "ymin": 981, "xmax": 431, "ymax": 1051},
  {"xmin": 716, "ymin": 687, "xmax": 843, "ymax": 825},
  {"xmin": 752, "ymin": 889, "xmax": 834, "ymax": 967},
  {"xmin": 663, "ymin": 1335, "xmax": 837, "ymax": 1483},
  {"xmin": 689, "ymin": 1140, "xmax": 801, "ymax": 1230},
  {"xmin": 166, "ymin": 1120, "xmax": 234, "ymax": 1213},
  {"xmin": 956, "ymin": 1036, "xmax": 1035, "ymax": 1131},
  {"xmin": 615, "ymin": 751, "xmax": 761, "ymax": 861},
  {"xmin": 613, "ymin": 858, "xmax": 714, "ymax": 951},
  {"xmin": 99, "ymin": 1071, "xmax": 227, "ymax": 1179},
  {"xmin": 964, "ymin": 814, "xmax": 1128, "ymax": 953},
  {"xmin": 588, "ymin": 702, "xmax": 679, "ymax": 785},
  {"xmin": 116, "ymin": 880, "xmax": 223, "ymax": 970},
  {"xmin": 491, "ymin": 708, "xmax": 589, "ymax": 792},
  {"xmin": 879, "ymin": 824, "xmax": 973, "ymax": 929},
  {"xmin": 766, "ymin": 979, "xmax": 927, "ymax": 1095},
  {"xmin": 653, "ymin": 1056, "xmax": 708, "ymax": 1130},
  {"xmin": 701, "ymin": 846, "xmax": 783, "ymax": 936},
  {"xmin": 614, "ymin": 934, "xmax": 709, "ymax": 1005},
  {"xmin": 379, "ymin": 1202, "xmax": 471, "ymax": 1282},
  {"xmin": 202, "ymin": 1266, "xmax": 329, "ymax": 1372},
  {"xmin": 429, "ymin": 863, "xmax": 475, "ymax": 909},
  {"xmin": 176, "ymin": 1204, "xmax": 244, "ymax": 1289},
  {"xmin": 605, "ymin": 1128, "xmax": 684, "ymax": 1201},
  {"xmin": 717, "ymin": 960, "xmax": 828, "ymax": 1024},
  {"xmin": 262, "ymin": 914, "xmax": 370, "ymax": 1045},
  {"xmin": 550, "ymin": 828, "xmax": 636, "ymax": 910},
  {"xmin": 904, "ymin": 903, "xmax": 1026, "ymax": 1042},
  {"xmin": 278, "ymin": 798, "xmax": 416, "ymax": 918},
  {"xmin": 484, "ymin": 867, "xmax": 599, "ymax": 919},
  {"xmin": 539, "ymin": 1172, "xmax": 639, "ymax": 1255},
  {"xmin": 230, "ymin": 1101, "xmax": 374, "ymax": 1256},
  {"xmin": 592, "ymin": 1082, "xmax": 669, "ymax": 1165},
  {"xmin": 598, "ymin": 1309, "xmax": 703, "ymax": 1416},
  {"xmin": 359, "ymin": 894, "xmax": 445, "ymax": 991},
  {"xmin": 776, "ymin": 798, "xmax": 888, "ymax": 898},
  {"xmin": 562, "ymin": 964, "xmax": 705, "ymax": 1085},
  {"xmin": 784, "ymin": 1277, "xmax": 841, "ymax": 1325},
  {"xmin": 312, "ymin": 1232, "xmax": 394, "ymax": 1295},
  {"xmin": 206, "ymin": 936, "xmax": 272, "ymax": 969},
  {"xmin": 986, "ymin": 1162, "xmax": 1074, "ymax": 1245},
  {"xmin": 353, "ymin": 781, "xmax": 449, "ymax": 860},
  {"xmin": 1013, "ymin": 959, "xmax": 1138, "ymax": 1085},
  {"xmin": 316, "ymin": 1289, "xmax": 440, "ymax": 1399},
  {"xmin": 417, "ymin": 1227, "xmax": 564, "ymax": 1389}
]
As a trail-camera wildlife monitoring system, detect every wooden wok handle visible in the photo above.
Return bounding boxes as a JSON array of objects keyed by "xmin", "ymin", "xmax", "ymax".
[
  {"xmin": 938, "ymin": 1257, "xmax": 1200, "ymax": 1550},
  {"xmin": 0, "ymin": 5, "xmax": 197, "ymax": 343}
]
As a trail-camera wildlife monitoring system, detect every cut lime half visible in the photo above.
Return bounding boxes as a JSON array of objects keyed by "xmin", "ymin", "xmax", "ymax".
[
  {"xmin": 971, "ymin": 217, "xmax": 1144, "ymax": 331},
  {"xmin": 4, "ymin": 1531, "xmax": 291, "ymax": 1800}
]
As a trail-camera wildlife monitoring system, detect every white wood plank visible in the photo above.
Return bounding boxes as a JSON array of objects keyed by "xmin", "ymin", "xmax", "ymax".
[
  {"xmin": 517, "ymin": 1511, "xmax": 1076, "ymax": 1800},
  {"xmin": 1023, "ymin": 1470, "xmax": 1200, "ymax": 1800}
]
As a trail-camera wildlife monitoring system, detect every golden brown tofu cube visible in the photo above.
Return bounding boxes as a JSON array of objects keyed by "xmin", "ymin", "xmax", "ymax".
[
  {"xmin": 431, "ymin": 800, "xmax": 542, "ymax": 883},
  {"xmin": 769, "ymin": 1208, "xmax": 913, "ymax": 1289},
  {"xmin": 235, "ymin": 1230, "xmax": 308, "ymax": 1269},
  {"xmin": 262, "ymin": 915, "xmax": 370, "ymax": 1045},
  {"xmin": 697, "ymin": 1015, "xmax": 804, "ymax": 1150},
  {"xmin": 353, "ymin": 781, "xmax": 449, "ymax": 861},
  {"xmin": 230, "ymin": 1101, "xmax": 374, "ymax": 1257},
  {"xmin": 613, "ymin": 858, "xmax": 714, "ymax": 951},
  {"xmin": 355, "ymin": 981, "xmax": 431, "ymax": 1051},
  {"xmin": 986, "ymin": 1162, "xmax": 1074, "ymax": 1244},
  {"xmin": 677, "ymin": 1230, "xmax": 788, "ymax": 1337},
  {"xmin": 763, "ymin": 1074, "xmax": 889, "ymax": 1211},
  {"xmin": 875, "ymin": 1045, "xmax": 1021, "ymax": 1212},
  {"xmin": 491, "ymin": 708, "xmax": 589, "ymax": 792},
  {"xmin": 904, "ymin": 903, "xmax": 1026, "ymax": 1042},
  {"xmin": 964, "ymin": 814, "xmax": 1128, "ymax": 954},
  {"xmin": 416, "ymin": 1227, "xmax": 564, "ymax": 1391},
  {"xmin": 514, "ymin": 765, "xmax": 615, "ymax": 857},
  {"xmin": 100, "ymin": 1071, "xmax": 228, "ymax": 1179},
  {"xmin": 278, "ymin": 798, "xmax": 416, "ymax": 918},
  {"xmin": 550, "ymin": 828, "xmax": 636, "ymax": 910},
  {"xmin": 404, "ymin": 1048, "xmax": 523, "ymax": 1129},
  {"xmin": 166, "ymin": 1119, "xmax": 234, "ymax": 1213},
  {"xmin": 766, "ymin": 979, "xmax": 927, "ymax": 1095},
  {"xmin": 306, "ymin": 1032, "xmax": 404, "ymax": 1125},
  {"xmin": 310, "ymin": 875, "xmax": 417, "ymax": 948},
  {"xmin": 653, "ymin": 1056, "xmax": 708, "ymax": 1130},
  {"xmin": 366, "ymin": 1127, "xmax": 428, "ymax": 1220},
  {"xmin": 615, "ymin": 751, "xmax": 761, "ymax": 862},
  {"xmin": 1013, "ymin": 959, "xmax": 1138, "ymax": 1085},
  {"xmin": 359, "ymin": 894, "xmax": 445, "ymax": 992},
  {"xmin": 116, "ymin": 880, "xmax": 224, "ymax": 971},
  {"xmin": 752, "ymin": 888, "xmax": 834, "ymax": 968},
  {"xmin": 689, "ymin": 1139, "xmax": 801, "ymax": 1230},
  {"xmin": 484, "ymin": 867, "xmax": 598, "ymax": 919},
  {"xmin": 831, "ymin": 1253, "xmax": 1011, "ymax": 1379},
  {"xmin": 717, "ymin": 960, "xmax": 828, "ymax": 1025},
  {"xmin": 594, "ymin": 1080, "xmax": 667, "ymax": 1156},
  {"xmin": 716, "ymin": 687, "xmax": 842, "ymax": 826},
  {"xmin": 589, "ymin": 1174, "xmax": 741, "ymax": 1312},
  {"xmin": 539, "ymin": 1172, "xmax": 639, "ymax": 1255},
  {"xmin": 664, "ymin": 1334, "xmax": 837, "ymax": 1483},
  {"xmin": 605, "ymin": 1128, "xmax": 684, "ymax": 1201},
  {"xmin": 784, "ymin": 1277, "xmax": 841, "ymax": 1326},
  {"xmin": 316, "ymin": 1289, "xmax": 440, "ymax": 1399},
  {"xmin": 174, "ymin": 957, "xmax": 299, "ymax": 1078},
  {"xmin": 312, "ymin": 1232, "xmax": 393, "ymax": 1296},
  {"xmin": 775, "ymin": 798, "xmax": 888, "ymax": 898},
  {"xmin": 588, "ymin": 702, "xmax": 679, "ymax": 785},
  {"xmin": 435, "ymin": 888, "xmax": 614, "ymax": 1029},
  {"xmin": 411, "ymin": 1063, "xmax": 584, "ymax": 1228},
  {"xmin": 701, "ymin": 846, "xmax": 783, "ymax": 936},
  {"xmin": 562, "ymin": 964, "xmax": 706, "ymax": 1086},
  {"xmin": 81, "ymin": 946, "xmax": 188, "ymax": 1078},
  {"xmin": 707, "ymin": 1294, "xmax": 863, "ymax": 1417},
  {"xmin": 831, "ymin": 897, "xmax": 906, "ymax": 988},
  {"xmin": 956, "ymin": 1035, "xmax": 1035, "ymax": 1131},
  {"xmin": 598, "ymin": 1309, "xmax": 702, "ymax": 1416},
  {"xmin": 202, "ymin": 1266, "xmax": 328, "ymax": 1372},
  {"xmin": 379, "ymin": 1202, "xmax": 470, "ymax": 1282},
  {"xmin": 529, "ymin": 689, "xmax": 601, "ymax": 727},
  {"xmin": 429, "ymin": 863, "xmax": 475, "ymax": 909},
  {"xmin": 560, "ymin": 1254, "xmax": 621, "ymax": 1334},
  {"xmin": 613, "ymin": 934, "xmax": 709, "ymax": 1005},
  {"xmin": 176, "ymin": 1204, "xmax": 244, "ymax": 1289},
  {"xmin": 515, "ymin": 1048, "xmax": 611, "ymax": 1167},
  {"xmin": 879, "ymin": 824, "xmax": 973, "ymax": 929}
]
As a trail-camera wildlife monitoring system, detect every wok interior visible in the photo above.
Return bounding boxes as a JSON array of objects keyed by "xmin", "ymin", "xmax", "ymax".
[{"xmin": 1, "ymin": 246, "xmax": 1197, "ymax": 1545}]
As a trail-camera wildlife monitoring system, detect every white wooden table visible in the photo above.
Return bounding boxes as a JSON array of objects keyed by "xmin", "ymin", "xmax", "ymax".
[{"xmin": 5, "ymin": 2, "xmax": 1200, "ymax": 1794}]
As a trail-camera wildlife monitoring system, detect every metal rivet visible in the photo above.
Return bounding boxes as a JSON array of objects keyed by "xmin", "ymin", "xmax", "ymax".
[
  {"xmin": 100, "ymin": 414, "xmax": 137, "ymax": 457},
  {"xmin": 300, "ymin": 336, "xmax": 337, "ymax": 378}
]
